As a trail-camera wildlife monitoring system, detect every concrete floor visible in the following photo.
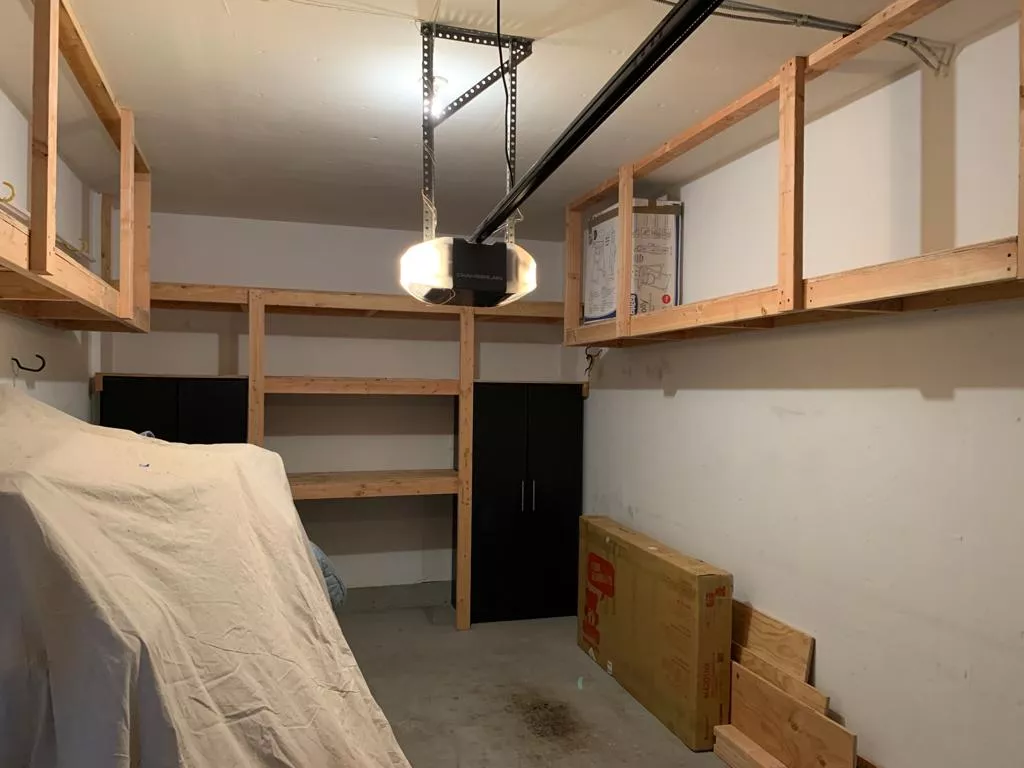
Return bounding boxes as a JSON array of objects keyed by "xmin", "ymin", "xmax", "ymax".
[{"xmin": 342, "ymin": 608, "xmax": 722, "ymax": 768}]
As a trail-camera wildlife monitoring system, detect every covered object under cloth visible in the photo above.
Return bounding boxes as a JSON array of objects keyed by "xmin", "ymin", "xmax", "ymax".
[{"xmin": 0, "ymin": 387, "xmax": 409, "ymax": 768}]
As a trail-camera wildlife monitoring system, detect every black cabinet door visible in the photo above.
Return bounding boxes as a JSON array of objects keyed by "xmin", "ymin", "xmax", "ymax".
[
  {"xmin": 470, "ymin": 383, "xmax": 529, "ymax": 623},
  {"xmin": 98, "ymin": 377, "xmax": 180, "ymax": 441},
  {"xmin": 526, "ymin": 384, "xmax": 584, "ymax": 619},
  {"xmin": 178, "ymin": 379, "xmax": 248, "ymax": 444}
]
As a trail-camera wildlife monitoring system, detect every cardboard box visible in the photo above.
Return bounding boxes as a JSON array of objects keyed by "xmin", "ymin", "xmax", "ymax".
[
  {"xmin": 582, "ymin": 199, "xmax": 683, "ymax": 321},
  {"xmin": 578, "ymin": 516, "xmax": 732, "ymax": 751}
]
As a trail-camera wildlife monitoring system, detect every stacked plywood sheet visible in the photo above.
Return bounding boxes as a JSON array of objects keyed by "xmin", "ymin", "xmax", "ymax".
[{"xmin": 716, "ymin": 602, "xmax": 860, "ymax": 768}]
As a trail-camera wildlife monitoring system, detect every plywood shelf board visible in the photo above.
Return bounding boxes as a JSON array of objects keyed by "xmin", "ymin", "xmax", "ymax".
[
  {"xmin": 289, "ymin": 469, "xmax": 458, "ymax": 501},
  {"xmin": 714, "ymin": 725, "xmax": 786, "ymax": 768},
  {"xmin": 266, "ymin": 376, "xmax": 459, "ymax": 396},
  {"xmin": 732, "ymin": 643, "xmax": 829, "ymax": 715},
  {"xmin": 733, "ymin": 602, "xmax": 815, "ymax": 682},
  {"xmin": 731, "ymin": 663, "xmax": 856, "ymax": 768},
  {"xmin": 149, "ymin": 282, "xmax": 561, "ymax": 323}
]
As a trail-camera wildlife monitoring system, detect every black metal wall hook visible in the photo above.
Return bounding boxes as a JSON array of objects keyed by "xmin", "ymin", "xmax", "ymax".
[{"xmin": 12, "ymin": 354, "xmax": 46, "ymax": 373}]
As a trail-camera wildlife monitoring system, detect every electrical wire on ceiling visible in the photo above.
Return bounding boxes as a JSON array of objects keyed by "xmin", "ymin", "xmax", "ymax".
[{"xmin": 650, "ymin": 0, "xmax": 955, "ymax": 74}]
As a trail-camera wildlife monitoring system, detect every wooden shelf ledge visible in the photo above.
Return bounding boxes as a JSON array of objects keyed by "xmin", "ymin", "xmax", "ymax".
[
  {"xmin": 149, "ymin": 282, "xmax": 562, "ymax": 324},
  {"xmin": 266, "ymin": 376, "xmax": 458, "ymax": 396},
  {"xmin": 289, "ymin": 469, "xmax": 458, "ymax": 501}
]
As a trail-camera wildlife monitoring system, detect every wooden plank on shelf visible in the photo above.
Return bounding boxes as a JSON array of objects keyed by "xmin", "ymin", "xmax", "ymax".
[
  {"xmin": 247, "ymin": 290, "xmax": 266, "ymax": 446},
  {"xmin": 117, "ymin": 109, "xmax": 135, "ymax": 319},
  {"xmin": 615, "ymin": 165, "xmax": 634, "ymax": 337},
  {"xmin": 564, "ymin": 208, "xmax": 583, "ymax": 333},
  {"xmin": 807, "ymin": 0, "xmax": 954, "ymax": 79},
  {"xmin": 150, "ymin": 282, "xmax": 250, "ymax": 307},
  {"xmin": 289, "ymin": 469, "xmax": 459, "ymax": 501},
  {"xmin": 733, "ymin": 601, "xmax": 815, "ymax": 682},
  {"xmin": 733, "ymin": 643, "xmax": 829, "ymax": 715},
  {"xmin": 29, "ymin": 0, "xmax": 59, "ymax": 275},
  {"xmin": 714, "ymin": 725, "xmax": 786, "ymax": 768},
  {"xmin": 456, "ymin": 308, "xmax": 475, "ymax": 631},
  {"xmin": 269, "ymin": 287, "xmax": 457, "ymax": 316},
  {"xmin": 475, "ymin": 300, "xmax": 563, "ymax": 323},
  {"xmin": 57, "ymin": 0, "xmax": 149, "ymax": 171},
  {"xmin": 629, "ymin": 287, "xmax": 778, "ymax": 338},
  {"xmin": 100, "ymin": 193, "xmax": 113, "ymax": 282},
  {"xmin": 265, "ymin": 376, "xmax": 459, "ymax": 396},
  {"xmin": 731, "ymin": 663, "xmax": 856, "ymax": 768},
  {"xmin": 777, "ymin": 57, "xmax": 806, "ymax": 312},
  {"xmin": 633, "ymin": 76, "xmax": 781, "ymax": 179},
  {"xmin": 805, "ymin": 238, "xmax": 1018, "ymax": 309}
]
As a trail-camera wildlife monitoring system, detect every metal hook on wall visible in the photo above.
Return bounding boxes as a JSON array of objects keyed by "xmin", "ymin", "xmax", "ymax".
[
  {"xmin": 0, "ymin": 181, "xmax": 15, "ymax": 204},
  {"xmin": 11, "ymin": 354, "xmax": 46, "ymax": 373}
]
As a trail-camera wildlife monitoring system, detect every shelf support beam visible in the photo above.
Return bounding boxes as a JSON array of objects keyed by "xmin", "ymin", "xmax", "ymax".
[
  {"xmin": 29, "ymin": 0, "xmax": 59, "ymax": 275},
  {"xmin": 616, "ymin": 164, "xmax": 634, "ymax": 336},
  {"xmin": 456, "ymin": 308, "xmax": 475, "ymax": 630},
  {"xmin": 248, "ymin": 290, "xmax": 266, "ymax": 445},
  {"xmin": 777, "ymin": 56, "xmax": 806, "ymax": 311},
  {"xmin": 117, "ymin": 109, "xmax": 136, "ymax": 319},
  {"xmin": 564, "ymin": 208, "xmax": 583, "ymax": 344}
]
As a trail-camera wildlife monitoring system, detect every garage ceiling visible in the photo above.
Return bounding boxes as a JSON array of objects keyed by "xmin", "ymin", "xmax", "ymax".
[{"xmin": 0, "ymin": 0, "xmax": 1016, "ymax": 240}]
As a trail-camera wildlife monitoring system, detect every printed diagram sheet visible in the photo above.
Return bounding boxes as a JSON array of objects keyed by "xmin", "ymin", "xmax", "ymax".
[
  {"xmin": 583, "ymin": 215, "xmax": 619, "ymax": 321},
  {"xmin": 633, "ymin": 211, "xmax": 679, "ymax": 314}
]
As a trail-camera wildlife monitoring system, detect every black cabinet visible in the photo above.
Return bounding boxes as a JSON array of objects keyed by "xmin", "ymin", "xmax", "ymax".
[
  {"xmin": 95, "ymin": 376, "xmax": 248, "ymax": 444},
  {"xmin": 466, "ymin": 383, "xmax": 584, "ymax": 623}
]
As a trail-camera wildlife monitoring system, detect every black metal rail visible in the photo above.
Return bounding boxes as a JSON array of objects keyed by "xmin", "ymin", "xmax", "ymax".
[{"xmin": 469, "ymin": 0, "xmax": 725, "ymax": 243}]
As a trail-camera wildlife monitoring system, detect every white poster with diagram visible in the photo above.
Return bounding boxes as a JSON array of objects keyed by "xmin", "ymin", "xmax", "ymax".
[{"xmin": 583, "ymin": 199, "xmax": 682, "ymax": 322}]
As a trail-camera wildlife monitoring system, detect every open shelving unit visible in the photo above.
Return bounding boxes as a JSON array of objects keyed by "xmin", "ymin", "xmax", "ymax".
[
  {"xmin": 562, "ymin": 0, "xmax": 1024, "ymax": 348},
  {"xmin": 0, "ymin": 0, "xmax": 150, "ymax": 332},
  {"xmin": 103, "ymin": 280, "xmax": 567, "ymax": 630}
]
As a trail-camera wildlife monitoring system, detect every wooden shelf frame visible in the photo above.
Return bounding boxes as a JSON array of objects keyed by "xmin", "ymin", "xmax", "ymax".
[
  {"xmin": 265, "ymin": 376, "xmax": 459, "ymax": 396},
  {"xmin": 0, "ymin": 0, "xmax": 150, "ymax": 332},
  {"xmin": 289, "ymin": 469, "xmax": 459, "ymax": 501},
  {"xmin": 563, "ymin": 0, "xmax": 1024, "ymax": 347}
]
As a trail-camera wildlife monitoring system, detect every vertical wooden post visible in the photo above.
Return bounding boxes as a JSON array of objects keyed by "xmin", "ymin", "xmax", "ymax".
[
  {"xmin": 564, "ymin": 208, "xmax": 583, "ymax": 345},
  {"xmin": 247, "ymin": 290, "xmax": 266, "ymax": 446},
  {"xmin": 456, "ymin": 307, "xmax": 475, "ymax": 630},
  {"xmin": 117, "ymin": 109, "xmax": 136, "ymax": 319},
  {"xmin": 777, "ymin": 56, "xmax": 806, "ymax": 311},
  {"xmin": 100, "ymin": 193, "xmax": 113, "ymax": 282},
  {"xmin": 29, "ymin": 0, "xmax": 59, "ymax": 275},
  {"xmin": 1018, "ymin": 0, "xmax": 1024, "ymax": 261},
  {"xmin": 615, "ymin": 164, "xmax": 634, "ymax": 337},
  {"xmin": 133, "ymin": 170, "xmax": 152, "ymax": 329}
]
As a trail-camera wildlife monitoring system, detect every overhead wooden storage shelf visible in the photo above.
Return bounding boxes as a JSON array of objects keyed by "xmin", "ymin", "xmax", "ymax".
[
  {"xmin": 288, "ymin": 469, "xmax": 459, "ymax": 501},
  {"xmin": 266, "ymin": 376, "xmax": 459, "ymax": 396},
  {"xmin": 4, "ymin": 0, "xmax": 152, "ymax": 333},
  {"xmin": 149, "ymin": 282, "xmax": 562, "ymax": 323},
  {"xmin": 560, "ymin": 0, "xmax": 1024, "ymax": 349}
]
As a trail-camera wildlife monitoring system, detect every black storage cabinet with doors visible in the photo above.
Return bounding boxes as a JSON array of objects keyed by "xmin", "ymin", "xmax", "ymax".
[
  {"xmin": 463, "ymin": 382, "xmax": 584, "ymax": 623},
  {"xmin": 94, "ymin": 375, "xmax": 248, "ymax": 444}
]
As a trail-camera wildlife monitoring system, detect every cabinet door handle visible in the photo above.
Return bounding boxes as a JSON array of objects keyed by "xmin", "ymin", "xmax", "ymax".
[
  {"xmin": 532, "ymin": 480, "xmax": 536, "ymax": 511},
  {"xmin": 520, "ymin": 480, "xmax": 525, "ymax": 512}
]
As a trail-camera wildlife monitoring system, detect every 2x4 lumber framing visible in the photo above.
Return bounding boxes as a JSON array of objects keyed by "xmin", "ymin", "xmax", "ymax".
[
  {"xmin": 117, "ymin": 109, "xmax": 136, "ymax": 319},
  {"xmin": 568, "ymin": 318, "xmax": 619, "ymax": 346},
  {"xmin": 29, "ymin": 0, "xmax": 59, "ymax": 275},
  {"xmin": 806, "ymin": 238, "xmax": 1018, "ymax": 309},
  {"xmin": 247, "ymin": 290, "xmax": 266, "ymax": 446},
  {"xmin": 806, "ymin": 0, "xmax": 955, "ymax": 78},
  {"xmin": 265, "ymin": 376, "xmax": 459, "ymax": 396},
  {"xmin": 564, "ymin": 208, "xmax": 583, "ymax": 338},
  {"xmin": 289, "ymin": 469, "xmax": 458, "ymax": 501},
  {"xmin": 57, "ymin": 0, "xmax": 149, "ymax": 171},
  {"xmin": 778, "ymin": 57, "xmax": 806, "ymax": 311},
  {"xmin": 100, "ymin": 194, "xmax": 113, "ymax": 282},
  {"xmin": 615, "ymin": 165, "xmax": 633, "ymax": 336},
  {"xmin": 456, "ymin": 309, "xmax": 474, "ymax": 631},
  {"xmin": 133, "ymin": 170, "xmax": 152, "ymax": 330},
  {"xmin": 1019, "ymin": 0, "xmax": 1023, "ymax": 250},
  {"xmin": 629, "ymin": 287, "xmax": 778, "ymax": 338}
]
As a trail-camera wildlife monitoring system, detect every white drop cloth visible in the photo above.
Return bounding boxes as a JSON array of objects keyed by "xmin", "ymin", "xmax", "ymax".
[{"xmin": 0, "ymin": 387, "xmax": 409, "ymax": 768}]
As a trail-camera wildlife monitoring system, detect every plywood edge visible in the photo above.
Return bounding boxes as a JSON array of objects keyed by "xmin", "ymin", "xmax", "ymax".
[
  {"xmin": 265, "ymin": 376, "xmax": 459, "ymax": 396},
  {"xmin": 805, "ymin": 238, "xmax": 1017, "ymax": 308},
  {"xmin": 289, "ymin": 469, "xmax": 459, "ymax": 501},
  {"xmin": 733, "ymin": 643, "xmax": 829, "ymax": 714},
  {"xmin": 568, "ymin": 318, "xmax": 621, "ymax": 346},
  {"xmin": 714, "ymin": 725, "xmax": 786, "ymax": 768},
  {"xmin": 628, "ymin": 287, "xmax": 779, "ymax": 338}
]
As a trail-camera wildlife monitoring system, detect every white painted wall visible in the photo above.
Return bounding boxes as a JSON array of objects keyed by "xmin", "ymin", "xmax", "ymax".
[
  {"xmin": 0, "ymin": 78, "xmax": 96, "ymax": 418},
  {"xmin": 108, "ymin": 212, "xmax": 580, "ymax": 588},
  {"xmin": 586, "ymin": 23, "xmax": 1023, "ymax": 768}
]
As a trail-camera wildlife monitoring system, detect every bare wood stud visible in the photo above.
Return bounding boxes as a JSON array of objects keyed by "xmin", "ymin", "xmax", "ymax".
[
  {"xmin": 29, "ymin": 0, "xmax": 59, "ymax": 275},
  {"xmin": 564, "ymin": 208, "xmax": 583, "ymax": 343},
  {"xmin": 778, "ymin": 56, "xmax": 806, "ymax": 311},
  {"xmin": 1019, "ymin": 0, "xmax": 1024, "ymax": 260},
  {"xmin": 247, "ymin": 290, "xmax": 266, "ymax": 446},
  {"xmin": 456, "ymin": 308, "xmax": 475, "ymax": 630},
  {"xmin": 100, "ymin": 194, "xmax": 113, "ymax": 282},
  {"xmin": 117, "ymin": 109, "xmax": 136, "ymax": 319},
  {"xmin": 133, "ymin": 170, "xmax": 152, "ymax": 328},
  {"xmin": 616, "ymin": 164, "xmax": 634, "ymax": 337}
]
